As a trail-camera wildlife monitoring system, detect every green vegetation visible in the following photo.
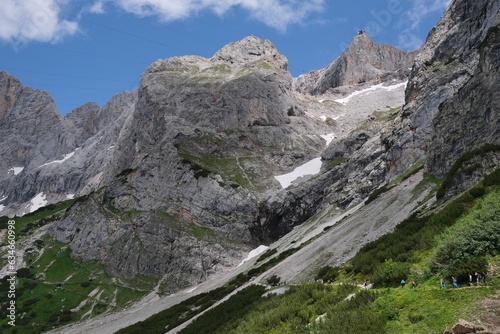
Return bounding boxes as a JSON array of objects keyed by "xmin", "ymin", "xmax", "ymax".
[
  {"xmin": 436, "ymin": 144, "xmax": 500, "ymax": 199},
  {"xmin": 365, "ymin": 161, "xmax": 424, "ymax": 205},
  {"xmin": 217, "ymin": 283, "xmax": 359, "ymax": 334},
  {"xmin": 477, "ymin": 24, "xmax": 500, "ymax": 50},
  {"xmin": 180, "ymin": 285, "xmax": 267, "ymax": 334},
  {"xmin": 0, "ymin": 197, "xmax": 83, "ymax": 240},
  {"xmin": 371, "ymin": 106, "xmax": 402, "ymax": 123},
  {"xmin": 315, "ymin": 266, "xmax": 340, "ymax": 283},
  {"xmin": 116, "ymin": 280, "xmax": 248, "ymax": 334},
  {"xmin": 435, "ymin": 189, "xmax": 500, "ymax": 278},
  {"xmin": 324, "ymin": 157, "xmax": 348, "ymax": 171},
  {"xmin": 0, "ymin": 236, "xmax": 147, "ymax": 334},
  {"xmin": 324, "ymin": 117, "xmax": 336, "ymax": 127},
  {"xmin": 174, "ymin": 132, "xmax": 268, "ymax": 191}
]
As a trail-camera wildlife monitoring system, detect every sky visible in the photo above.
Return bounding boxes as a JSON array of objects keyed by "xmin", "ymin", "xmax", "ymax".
[{"xmin": 0, "ymin": 0, "xmax": 450, "ymax": 115}]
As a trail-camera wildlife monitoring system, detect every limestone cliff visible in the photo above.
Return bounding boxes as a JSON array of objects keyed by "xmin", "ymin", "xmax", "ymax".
[
  {"xmin": 0, "ymin": 71, "xmax": 137, "ymax": 216},
  {"xmin": 384, "ymin": 0, "xmax": 500, "ymax": 199},
  {"xmin": 294, "ymin": 33, "xmax": 416, "ymax": 95},
  {"xmin": 43, "ymin": 36, "xmax": 328, "ymax": 289}
]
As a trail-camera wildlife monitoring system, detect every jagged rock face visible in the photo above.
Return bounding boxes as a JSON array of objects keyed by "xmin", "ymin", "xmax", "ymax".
[
  {"xmin": 386, "ymin": 0, "xmax": 500, "ymax": 186},
  {"xmin": 48, "ymin": 191, "xmax": 246, "ymax": 292},
  {"xmin": 0, "ymin": 72, "xmax": 62, "ymax": 170},
  {"xmin": 213, "ymin": 35, "xmax": 288, "ymax": 71},
  {"xmin": 0, "ymin": 70, "xmax": 138, "ymax": 215},
  {"xmin": 44, "ymin": 36, "xmax": 327, "ymax": 290},
  {"xmin": 295, "ymin": 33, "xmax": 415, "ymax": 95}
]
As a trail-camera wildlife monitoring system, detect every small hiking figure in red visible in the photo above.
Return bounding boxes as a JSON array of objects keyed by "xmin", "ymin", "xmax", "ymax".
[{"xmin": 411, "ymin": 279, "xmax": 416, "ymax": 289}]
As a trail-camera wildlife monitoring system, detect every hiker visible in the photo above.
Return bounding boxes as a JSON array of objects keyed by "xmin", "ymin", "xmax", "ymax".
[
  {"xmin": 401, "ymin": 279, "xmax": 406, "ymax": 288},
  {"xmin": 476, "ymin": 272, "xmax": 481, "ymax": 286},
  {"xmin": 440, "ymin": 278, "xmax": 445, "ymax": 289},
  {"xmin": 483, "ymin": 272, "xmax": 487, "ymax": 286},
  {"xmin": 452, "ymin": 277, "xmax": 458, "ymax": 288},
  {"xmin": 411, "ymin": 279, "xmax": 416, "ymax": 289},
  {"xmin": 363, "ymin": 280, "xmax": 368, "ymax": 289},
  {"xmin": 469, "ymin": 273, "xmax": 473, "ymax": 287}
]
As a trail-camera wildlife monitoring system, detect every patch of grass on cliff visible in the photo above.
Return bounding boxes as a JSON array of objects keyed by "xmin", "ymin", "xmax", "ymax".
[
  {"xmin": 365, "ymin": 160, "xmax": 424, "ymax": 205},
  {"xmin": 188, "ymin": 222, "xmax": 219, "ymax": 239},
  {"xmin": 0, "ymin": 197, "xmax": 81, "ymax": 240},
  {"xmin": 324, "ymin": 157, "xmax": 347, "ymax": 170},
  {"xmin": 371, "ymin": 106, "xmax": 402, "ymax": 122},
  {"xmin": 175, "ymin": 133, "xmax": 267, "ymax": 190},
  {"xmin": 477, "ymin": 24, "xmax": 500, "ymax": 50},
  {"xmin": 436, "ymin": 144, "xmax": 500, "ymax": 199}
]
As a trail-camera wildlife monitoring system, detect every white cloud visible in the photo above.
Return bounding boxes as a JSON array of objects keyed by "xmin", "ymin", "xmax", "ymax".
[
  {"xmin": 405, "ymin": 0, "xmax": 450, "ymax": 30},
  {"xmin": 398, "ymin": 0, "xmax": 450, "ymax": 50},
  {"xmin": 0, "ymin": 0, "xmax": 78, "ymax": 43},
  {"xmin": 88, "ymin": 1, "xmax": 106, "ymax": 14},
  {"xmin": 111, "ymin": 0, "xmax": 325, "ymax": 32}
]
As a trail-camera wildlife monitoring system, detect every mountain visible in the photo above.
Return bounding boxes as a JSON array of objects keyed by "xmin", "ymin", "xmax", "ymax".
[
  {"xmin": 1, "ymin": 0, "xmax": 500, "ymax": 331},
  {"xmin": 293, "ymin": 32, "xmax": 416, "ymax": 95},
  {"xmin": 0, "ymin": 74, "xmax": 137, "ymax": 216}
]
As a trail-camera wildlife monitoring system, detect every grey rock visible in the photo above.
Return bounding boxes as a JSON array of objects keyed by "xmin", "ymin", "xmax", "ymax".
[{"xmin": 295, "ymin": 33, "xmax": 416, "ymax": 95}]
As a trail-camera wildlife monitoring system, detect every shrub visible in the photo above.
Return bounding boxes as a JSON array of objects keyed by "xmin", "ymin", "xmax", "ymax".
[
  {"xmin": 266, "ymin": 275, "xmax": 281, "ymax": 286},
  {"xmin": 315, "ymin": 266, "xmax": 339, "ymax": 283}
]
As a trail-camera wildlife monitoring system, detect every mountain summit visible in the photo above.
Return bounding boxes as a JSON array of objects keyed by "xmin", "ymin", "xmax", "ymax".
[{"xmin": 294, "ymin": 32, "xmax": 416, "ymax": 95}]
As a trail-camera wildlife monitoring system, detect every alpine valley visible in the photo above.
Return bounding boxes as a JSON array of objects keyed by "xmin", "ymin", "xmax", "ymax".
[{"xmin": 1, "ymin": 0, "xmax": 500, "ymax": 333}]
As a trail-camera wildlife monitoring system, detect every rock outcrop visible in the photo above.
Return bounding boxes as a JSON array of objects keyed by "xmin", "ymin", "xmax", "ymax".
[
  {"xmin": 384, "ymin": 0, "xmax": 500, "ymax": 199},
  {"xmin": 294, "ymin": 32, "xmax": 416, "ymax": 95},
  {"xmin": 0, "ymin": 70, "xmax": 137, "ymax": 216},
  {"xmin": 42, "ymin": 36, "xmax": 328, "ymax": 290}
]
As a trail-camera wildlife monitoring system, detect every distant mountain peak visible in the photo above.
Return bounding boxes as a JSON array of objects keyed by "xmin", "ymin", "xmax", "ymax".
[
  {"xmin": 294, "ymin": 33, "xmax": 415, "ymax": 95},
  {"xmin": 212, "ymin": 35, "xmax": 288, "ymax": 70}
]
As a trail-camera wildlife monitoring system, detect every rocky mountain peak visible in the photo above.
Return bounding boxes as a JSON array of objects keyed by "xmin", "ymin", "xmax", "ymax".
[
  {"xmin": 294, "ymin": 33, "xmax": 416, "ymax": 95},
  {"xmin": 212, "ymin": 35, "xmax": 288, "ymax": 70},
  {"xmin": 0, "ymin": 71, "xmax": 23, "ymax": 119}
]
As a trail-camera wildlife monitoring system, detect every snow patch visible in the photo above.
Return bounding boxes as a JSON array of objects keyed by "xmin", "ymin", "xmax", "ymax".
[
  {"xmin": 321, "ymin": 133, "xmax": 335, "ymax": 146},
  {"xmin": 39, "ymin": 148, "xmax": 80, "ymax": 168},
  {"xmin": 275, "ymin": 157, "xmax": 322, "ymax": 189},
  {"xmin": 66, "ymin": 194, "xmax": 75, "ymax": 199},
  {"xmin": 8, "ymin": 167, "xmax": 24, "ymax": 175},
  {"xmin": 238, "ymin": 245, "xmax": 269, "ymax": 267},
  {"xmin": 27, "ymin": 192, "xmax": 48, "ymax": 213},
  {"xmin": 335, "ymin": 81, "xmax": 407, "ymax": 105}
]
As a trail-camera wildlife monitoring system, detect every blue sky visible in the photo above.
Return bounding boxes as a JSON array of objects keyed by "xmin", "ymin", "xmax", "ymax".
[{"xmin": 1, "ymin": 0, "xmax": 450, "ymax": 115}]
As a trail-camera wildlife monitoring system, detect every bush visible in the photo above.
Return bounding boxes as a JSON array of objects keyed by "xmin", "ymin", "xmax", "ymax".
[
  {"xmin": 17, "ymin": 268, "xmax": 34, "ymax": 278},
  {"xmin": 266, "ymin": 275, "xmax": 281, "ymax": 286},
  {"xmin": 435, "ymin": 189, "xmax": 500, "ymax": 275},
  {"xmin": 315, "ymin": 266, "xmax": 339, "ymax": 283}
]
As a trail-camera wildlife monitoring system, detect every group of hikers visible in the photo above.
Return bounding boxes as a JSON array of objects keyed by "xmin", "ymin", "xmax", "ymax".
[
  {"xmin": 399, "ymin": 279, "xmax": 417, "ymax": 289},
  {"xmin": 397, "ymin": 272, "xmax": 489, "ymax": 290},
  {"xmin": 402, "ymin": 271, "xmax": 489, "ymax": 289}
]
